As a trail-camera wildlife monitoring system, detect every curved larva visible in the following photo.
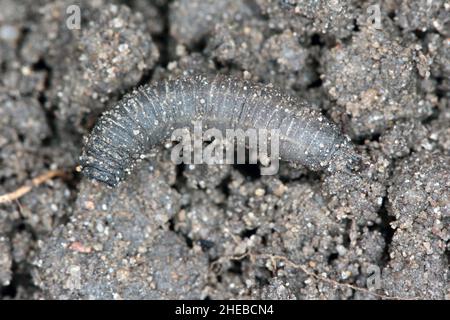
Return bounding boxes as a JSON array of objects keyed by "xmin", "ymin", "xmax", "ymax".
[{"xmin": 80, "ymin": 74, "xmax": 360, "ymax": 187}]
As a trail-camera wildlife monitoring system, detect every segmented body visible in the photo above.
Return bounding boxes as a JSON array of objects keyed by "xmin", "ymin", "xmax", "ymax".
[{"xmin": 80, "ymin": 74, "xmax": 359, "ymax": 187}]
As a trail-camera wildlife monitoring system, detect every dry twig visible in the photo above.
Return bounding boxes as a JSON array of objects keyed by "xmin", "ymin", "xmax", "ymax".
[
  {"xmin": 0, "ymin": 170, "xmax": 66, "ymax": 204},
  {"xmin": 212, "ymin": 251, "xmax": 418, "ymax": 300}
]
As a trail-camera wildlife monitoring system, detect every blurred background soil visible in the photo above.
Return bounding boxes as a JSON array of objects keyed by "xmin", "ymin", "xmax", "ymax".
[{"xmin": 0, "ymin": 0, "xmax": 448, "ymax": 299}]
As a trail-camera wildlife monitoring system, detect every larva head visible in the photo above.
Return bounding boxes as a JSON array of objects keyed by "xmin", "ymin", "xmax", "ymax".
[{"xmin": 327, "ymin": 136, "xmax": 362, "ymax": 173}]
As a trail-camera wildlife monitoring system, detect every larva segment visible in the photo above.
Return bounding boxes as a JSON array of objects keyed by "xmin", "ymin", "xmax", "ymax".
[{"xmin": 80, "ymin": 75, "xmax": 360, "ymax": 187}]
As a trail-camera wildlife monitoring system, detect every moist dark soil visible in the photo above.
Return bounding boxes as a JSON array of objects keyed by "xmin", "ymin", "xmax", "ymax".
[{"xmin": 0, "ymin": 0, "xmax": 448, "ymax": 299}]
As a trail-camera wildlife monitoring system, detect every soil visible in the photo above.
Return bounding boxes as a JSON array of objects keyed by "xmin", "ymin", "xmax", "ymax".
[{"xmin": 0, "ymin": 0, "xmax": 448, "ymax": 299}]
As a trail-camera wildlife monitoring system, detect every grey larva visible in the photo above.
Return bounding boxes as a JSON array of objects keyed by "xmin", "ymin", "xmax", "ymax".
[{"xmin": 80, "ymin": 74, "xmax": 360, "ymax": 187}]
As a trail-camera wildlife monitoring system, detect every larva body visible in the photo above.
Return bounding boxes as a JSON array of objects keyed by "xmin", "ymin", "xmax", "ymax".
[{"xmin": 80, "ymin": 74, "xmax": 359, "ymax": 187}]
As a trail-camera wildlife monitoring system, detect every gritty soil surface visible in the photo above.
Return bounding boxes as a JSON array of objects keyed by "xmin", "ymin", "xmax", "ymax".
[{"xmin": 0, "ymin": 0, "xmax": 449, "ymax": 299}]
